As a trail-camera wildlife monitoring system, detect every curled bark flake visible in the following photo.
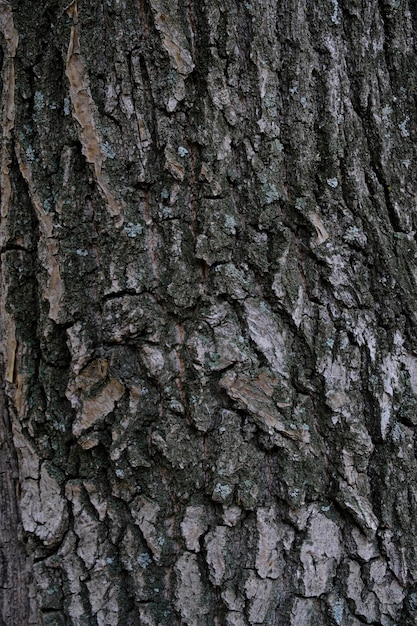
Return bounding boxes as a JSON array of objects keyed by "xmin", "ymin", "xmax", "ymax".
[{"xmin": 220, "ymin": 369, "xmax": 309, "ymax": 443}]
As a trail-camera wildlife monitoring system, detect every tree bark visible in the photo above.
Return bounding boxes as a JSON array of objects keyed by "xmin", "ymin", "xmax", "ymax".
[
  {"xmin": 0, "ymin": 361, "xmax": 32, "ymax": 625},
  {"xmin": 2, "ymin": 0, "xmax": 417, "ymax": 624}
]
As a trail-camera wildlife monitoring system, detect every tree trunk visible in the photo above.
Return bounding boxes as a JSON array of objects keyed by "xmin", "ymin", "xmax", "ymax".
[{"xmin": 2, "ymin": 0, "xmax": 417, "ymax": 624}]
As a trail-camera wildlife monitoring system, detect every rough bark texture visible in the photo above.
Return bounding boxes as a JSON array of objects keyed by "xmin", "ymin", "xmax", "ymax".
[
  {"xmin": 0, "ymin": 361, "xmax": 31, "ymax": 625},
  {"xmin": 1, "ymin": 0, "xmax": 417, "ymax": 624}
]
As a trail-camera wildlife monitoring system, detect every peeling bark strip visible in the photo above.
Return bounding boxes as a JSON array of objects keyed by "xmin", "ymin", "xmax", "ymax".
[
  {"xmin": 65, "ymin": 0, "xmax": 124, "ymax": 224},
  {"xmin": 2, "ymin": 0, "xmax": 417, "ymax": 624},
  {"xmin": 0, "ymin": 7, "xmax": 31, "ymax": 622},
  {"xmin": 0, "ymin": 0, "xmax": 18, "ymax": 386},
  {"xmin": 0, "ymin": 0, "xmax": 17, "ymax": 223},
  {"xmin": 13, "ymin": 138, "xmax": 64, "ymax": 322}
]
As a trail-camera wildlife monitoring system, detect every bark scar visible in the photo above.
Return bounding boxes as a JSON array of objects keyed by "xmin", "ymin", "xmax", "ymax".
[{"xmin": 66, "ymin": 1, "xmax": 124, "ymax": 225}]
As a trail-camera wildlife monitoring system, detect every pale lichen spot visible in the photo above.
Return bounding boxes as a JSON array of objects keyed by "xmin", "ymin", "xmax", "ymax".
[
  {"xmin": 177, "ymin": 145, "xmax": 189, "ymax": 157},
  {"xmin": 124, "ymin": 222, "xmax": 143, "ymax": 238},
  {"xmin": 399, "ymin": 117, "xmax": 410, "ymax": 137}
]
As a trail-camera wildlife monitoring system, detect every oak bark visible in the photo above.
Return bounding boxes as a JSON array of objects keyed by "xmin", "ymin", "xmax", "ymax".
[{"xmin": 2, "ymin": 0, "xmax": 417, "ymax": 624}]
